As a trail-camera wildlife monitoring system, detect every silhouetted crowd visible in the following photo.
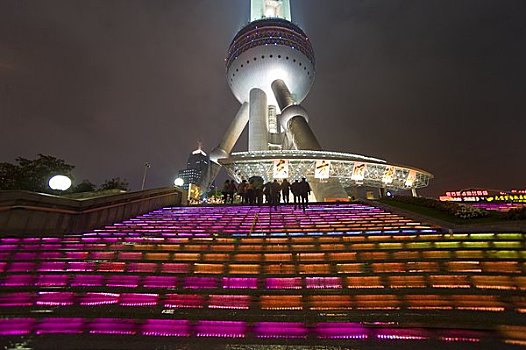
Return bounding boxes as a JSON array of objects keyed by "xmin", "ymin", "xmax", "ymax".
[{"xmin": 221, "ymin": 177, "xmax": 312, "ymax": 210}]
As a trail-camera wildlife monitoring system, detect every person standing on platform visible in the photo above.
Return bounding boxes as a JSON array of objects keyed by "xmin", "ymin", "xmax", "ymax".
[
  {"xmin": 281, "ymin": 179, "xmax": 291, "ymax": 204},
  {"xmin": 249, "ymin": 176, "xmax": 264, "ymax": 205},
  {"xmin": 237, "ymin": 179, "xmax": 248, "ymax": 204},
  {"xmin": 246, "ymin": 181, "xmax": 255, "ymax": 205},
  {"xmin": 263, "ymin": 181, "xmax": 272, "ymax": 204},
  {"xmin": 270, "ymin": 179, "xmax": 281, "ymax": 210},
  {"xmin": 227, "ymin": 180, "xmax": 237, "ymax": 204},
  {"xmin": 222, "ymin": 180, "xmax": 230, "ymax": 204},
  {"xmin": 299, "ymin": 177, "xmax": 312, "ymax": 211},
  {"xmin": 291, "ymin": 179, "xmax": 301, "ymax": 209}
]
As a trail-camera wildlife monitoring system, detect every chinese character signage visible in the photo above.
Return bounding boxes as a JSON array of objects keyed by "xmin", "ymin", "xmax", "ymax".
[
  {"xmin": 405, "ymin": 170, "xmax": 416, "ymax": 187},
  {"xmin": 382, "ymin": 167, "xmax": 394, "ymax": 184},
  {"xmin": 351, "ymin": 163, "xmax": 366, "ymax": 181},
  {"xmin": 273, "ymin": 159, "xmax": 289, "ymax": 179},
  {"xmin": 314, "ymin": 160, "xmax": 330, "ymax": 179}
]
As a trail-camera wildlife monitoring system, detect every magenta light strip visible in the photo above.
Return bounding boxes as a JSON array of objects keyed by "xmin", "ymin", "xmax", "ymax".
[
  {"xmin": 195, "ymin": 321, "xmax": 246, "ymax": 338},
  {"xmin": 0, "ymin": 318, "xmax": 35, "ymax": 335},
  {"xmin": 255, "ymin": 322, "xmax": 307, "ymax": 339},
  {"xmin": 141, "ymin": 319, "xmax": 190, "ymax": 337},
  {"xmin": 316, "ymin": 322, "xmax": 368, "ymax": 339},
  {"xmin": 88, "ymin": 318, "xmax": 136, "ymax": 335},
  {"xmin": 36, "ymin": 318, "xmax": 84, "ymax": 334}
]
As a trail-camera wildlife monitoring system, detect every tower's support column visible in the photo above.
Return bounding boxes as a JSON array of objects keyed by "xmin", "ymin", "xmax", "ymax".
[
  {"xmin": 206, "ymin": 103, "xmax": 249, "ymax": 189},
  {"xmin": 249, "ymin": 88, "xmax": 269, "ymax": 151},
  {"xmin": 271, "ymin": 79, "xmax": 348, "ymax": 202},
  {"xmin": 272, "ymin": 79, "xmax": 295, "ymax": 110},
  {"xmin": 272, "ymin": 80, "xmax": 321, "ymax": 151},
  {"xmin": 210, "ymin": 103, "xmax": 249, "ymax": 163},
  {"xmin": 411, "ymin": 188, "xmax": 418, "ymax": 197},
  {"xmin": 288, "ymin": 116, "xmax": 322, "ymax": 151}
]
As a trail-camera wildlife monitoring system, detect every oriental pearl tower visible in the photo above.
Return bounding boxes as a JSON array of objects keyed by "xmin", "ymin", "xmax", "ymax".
[{"xmin": 206, "ymin": 0, "xmax": 433, "ymax": 199}]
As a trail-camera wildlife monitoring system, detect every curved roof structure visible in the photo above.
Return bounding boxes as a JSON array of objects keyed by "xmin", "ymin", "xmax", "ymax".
[{"xmin": 220, "ymin": 150, "xmax": 434, "ymax": 190}]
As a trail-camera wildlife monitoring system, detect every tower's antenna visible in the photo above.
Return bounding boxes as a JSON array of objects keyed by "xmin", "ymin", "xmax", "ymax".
[{"xmin": 251, "ymin": 0, "xmax": 291, "ymax": 22}]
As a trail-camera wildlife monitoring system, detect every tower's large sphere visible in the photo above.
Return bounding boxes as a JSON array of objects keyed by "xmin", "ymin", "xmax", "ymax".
[{"xmin": 226, "ymin": 18, "xmax": 315, "ymax": 111}]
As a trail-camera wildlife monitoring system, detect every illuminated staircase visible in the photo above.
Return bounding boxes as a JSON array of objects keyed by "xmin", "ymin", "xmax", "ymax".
[{"xmin": 0, "ymin": 203, "xmax": 525, "ymax": 348}]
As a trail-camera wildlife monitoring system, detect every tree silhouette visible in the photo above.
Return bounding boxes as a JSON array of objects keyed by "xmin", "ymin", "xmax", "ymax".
[
  {"xmin": 0, "ymin": 154, "xmax": 74, "ymax": 193},
  {"xmin": 100, "ymin": 177, "xmax": 129, "ymax": 191}
]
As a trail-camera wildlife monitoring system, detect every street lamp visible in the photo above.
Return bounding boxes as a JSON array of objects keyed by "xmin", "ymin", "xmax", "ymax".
[
  {"xmin": 174, "ymin": 177, "xmax": 184, "ymax": 187},
  {"xmin": 141, "ymin": 162, "xmax": 151, "ymax": 190},
  {"xmin": 49, "ymin": 175, "xmax": 72, "ymax": 191}
]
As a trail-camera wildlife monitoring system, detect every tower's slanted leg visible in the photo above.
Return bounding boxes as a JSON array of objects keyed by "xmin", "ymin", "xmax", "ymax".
[
  {"xmin": 272, "ymin": 79, "xmax": 348, "ymax": 202},
  {"xmin": 249, "ymin": 88, "xmax": 269, "ymax": 152},
  {"xmin": 205, "ymin": 103, "xmax": 249, "ymax": 189}
]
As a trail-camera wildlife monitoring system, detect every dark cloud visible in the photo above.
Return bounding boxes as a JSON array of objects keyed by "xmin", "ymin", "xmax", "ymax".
[{"xmin": 1, "ymin": 0, "xmax": 525, "ymax": 196}]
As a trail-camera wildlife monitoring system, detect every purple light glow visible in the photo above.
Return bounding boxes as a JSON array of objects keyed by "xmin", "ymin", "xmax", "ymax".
[
  {"xmin": 195, "ymin": 320, "xmax": 247, "ymax": 338},
  {"xmin": 143, "ymin": 275, "xmax": 177, "ymax": 288},
  {"xmin": 316, "ymin": 322, "xmax": 368, "ymax": 339},
  {"xmin": 88, "ymin": 318, "xmax": 136, "ymax": 335},
  {"xmin": 222, "ymin": 277, "xmax": 258, "ymax": 289},
  {"xmin": 66, "ymin": 261, "xmax": 95, "ymax": 271},
  {"xmin": 0, "ymin": 274, "xmax": 34, "ymax": 286},
  {"xmin": 36, "ymin": 318, "xmax": 84, "ymax": 334},
  {"xmin": 0, "ymin": 292, "xmax": 34, "ymax": 307},
  {"xmin": 0, "ymin": 318, "xmax": 35, "ymax": 335},
  {"xmin": 79, "ymin": 292, "xmax": 119, "ymax": 306},
  {"xmin": 183, "ymin": 277, "xmax": 217, "ymax": 289},
  {"xmin": 141, "ymin": 319, "xmax": 190, "ymax": 337},
  {"xmin": 255, "ymin": 322, "xmax": 307, "ymax": 339},
  {"xmin": 8, "ymin": 262, "xmax": 36, "ymax": 272},
  {"xmin": 38, "ymin": 261, "xmax": 66, "ymax": 272},
  {"xmin": 36, "ymin": 292, "xmax": 75, "ymax": 306},
  {"xmin": 265, "ymin": 277, "xmax": 302, "ymax": 289},
  {"xmin": 12, "ymin": 252, "xmax": 37, "ymax": 260},
  {"xmin": 36, "ymin": 274, "xmax": 69, "ymax": 287},
  {"xmin": 106, "ymin": 275, "xmax": 140, "ymax": 288},
  {"xmin": 71, "ymin": 274, "xmax": 104, "ymax": 286},
  {"xmin": 119, "ymin": 293, "xmax": 159, "ymax": 306},
  {"xmin": 40, "ymin": 251, "xmax": 62, "ymax": 259}
]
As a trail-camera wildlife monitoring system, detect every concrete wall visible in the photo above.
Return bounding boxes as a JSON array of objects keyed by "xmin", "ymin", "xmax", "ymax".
[{"xmin": 0, "ymin": 187, "xmax": 184, "ymax": 236}]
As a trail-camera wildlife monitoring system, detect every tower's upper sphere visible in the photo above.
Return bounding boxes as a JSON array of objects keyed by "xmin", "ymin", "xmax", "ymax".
[{"xmin": 226, "ymin": 18, "xmax": 315, "ymax": 110}]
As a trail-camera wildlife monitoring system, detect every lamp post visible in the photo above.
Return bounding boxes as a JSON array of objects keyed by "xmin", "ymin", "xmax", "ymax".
[
  {"xmin": 141, "ymin": 162, "xmax": 151, "ymax": 190},
  {"xmin": 49, "ymin": 175, "xmax": 72, "ymax": 192},
  {"xmin": 174, "ymin": 177, "xmax": 184, "ymax": 187}
]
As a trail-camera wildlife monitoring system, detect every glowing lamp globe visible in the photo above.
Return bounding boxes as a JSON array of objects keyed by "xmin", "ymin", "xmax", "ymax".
[
  {"xmin": 174, "ymin": 177, "xmax": 184, "ymax": 187},
  {"xmin": 48, "ymin": 175, "xmax": 72, "ymax": 191}
]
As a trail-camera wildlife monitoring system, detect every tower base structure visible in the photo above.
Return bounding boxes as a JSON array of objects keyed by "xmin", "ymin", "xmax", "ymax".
[{"xmin": 219, "ymin": 150, "xmax": 433, "ymax": 201}]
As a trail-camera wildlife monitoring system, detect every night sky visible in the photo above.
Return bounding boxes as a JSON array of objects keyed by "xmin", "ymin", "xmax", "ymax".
[{"xmin": 1, "ymin": 0, "xmax": 525, "ymax": 197}]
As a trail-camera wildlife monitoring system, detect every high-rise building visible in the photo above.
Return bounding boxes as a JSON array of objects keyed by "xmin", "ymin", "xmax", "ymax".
[
  {"xmin": 177, "ymin": 146, "xmax": 209, "ymax": 190},
  {"xmin": 206, "ymin": 0, "xmax": 433, "ymax": 200}
]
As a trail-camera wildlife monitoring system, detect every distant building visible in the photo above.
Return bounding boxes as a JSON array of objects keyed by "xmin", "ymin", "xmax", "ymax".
[{"xmin": 177, "ymin": 147, "xmax": 209, "ymax": 190}]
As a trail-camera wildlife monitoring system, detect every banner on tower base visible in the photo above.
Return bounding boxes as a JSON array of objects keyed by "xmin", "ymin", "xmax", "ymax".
[
  {"xmin": 382, "ymin": 167, "xmax": 395, "ymax": 184},
  {"xmin": 273, "ymin": 159, "xmax": 289, "ymax": 179},
  {"xmin": 314, "ymin": 160, "xmax": 330, "ymax": 179},
  {"xmin": 405, "ymin": 170, "xmax": 417, "ymax": 187},
  {"xmin": 351, "ymin": 162, "xmax": 366, "ymax": 182}
]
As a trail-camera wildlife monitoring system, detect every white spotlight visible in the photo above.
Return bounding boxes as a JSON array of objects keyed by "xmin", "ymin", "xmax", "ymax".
[
  {"xmin": 49, "ymin": 175, "xmax": 72, "ymax": 191},
  {"xmin": 174, "ymin": 178, "xmax": 185, "ymax": 187}
]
